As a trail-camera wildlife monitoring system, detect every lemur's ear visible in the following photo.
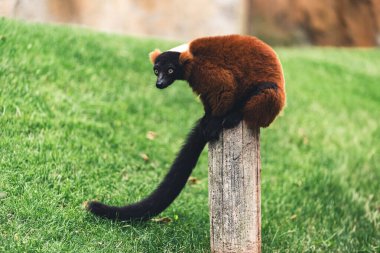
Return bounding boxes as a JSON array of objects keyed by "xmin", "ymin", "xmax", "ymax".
[
  {"xmin": 149, "ymin": 49, "xmax": 162, "ymax": 64},
  {"xmin": 179, "ymin": 51, "xmax": 193, "ymax": 65}
]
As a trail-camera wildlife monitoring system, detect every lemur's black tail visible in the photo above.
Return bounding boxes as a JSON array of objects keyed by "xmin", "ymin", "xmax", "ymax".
[{"xmin": 86, "ymin": 119, "xmax": 206, "ymax": 221}]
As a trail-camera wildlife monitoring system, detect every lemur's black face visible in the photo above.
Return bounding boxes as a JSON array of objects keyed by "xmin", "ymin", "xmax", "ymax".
[{"xmin": 153, "ymin": 51, "xmax": 184, "ymax": 89}]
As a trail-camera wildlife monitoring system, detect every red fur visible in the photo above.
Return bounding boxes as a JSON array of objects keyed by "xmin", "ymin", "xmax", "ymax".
[
  {"xmin": 181, "ymin": 35, "xmax": 285, "ymax": 128},
  {"xmin": 149, "ymin": 49, "xmax": 162, "ymax": 64}
]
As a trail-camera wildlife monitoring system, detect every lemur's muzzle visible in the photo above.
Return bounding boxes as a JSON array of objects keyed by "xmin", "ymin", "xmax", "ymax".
[
  {"xmin": 156, "ymin": 81, "xmax": 168, "ymax": 89},
  {"xmin": 156, "ymin": 73, "xmax": 174, "ymax": 89}
]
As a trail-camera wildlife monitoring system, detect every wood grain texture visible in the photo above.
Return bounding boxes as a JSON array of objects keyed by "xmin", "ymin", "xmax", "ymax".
[{"xmin": 208, "ymin": 121, "xmax": 261, "ymax": 253}]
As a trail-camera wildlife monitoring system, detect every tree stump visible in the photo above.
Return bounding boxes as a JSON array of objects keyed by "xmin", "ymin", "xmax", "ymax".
[{"xmin": 208, "ymin": 121, "xmax": 261, "ymax": 253}]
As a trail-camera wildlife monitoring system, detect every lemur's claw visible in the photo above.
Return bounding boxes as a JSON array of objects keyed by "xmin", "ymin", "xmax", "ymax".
[
  {"xmin": 222, "ymin": 111, "xmax": 243, "ymax": 129},
  {"xmin": 205, "ymin": 128, "xmax": 221, "ymax": 142},
  {"xmin": 201, "ymin": 115, "xmax": 223, "ymax": 142}
]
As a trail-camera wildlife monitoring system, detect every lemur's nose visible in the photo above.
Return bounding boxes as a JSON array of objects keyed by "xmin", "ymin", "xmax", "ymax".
[{"xmin": 156, "ymin": 80, "xmax": 165, "ymax": 89}]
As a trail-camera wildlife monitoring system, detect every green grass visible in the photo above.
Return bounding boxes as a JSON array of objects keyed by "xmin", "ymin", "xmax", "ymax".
[{"xmin": 0, "ymin": 18, "xmax": 379, "ymax": 252}]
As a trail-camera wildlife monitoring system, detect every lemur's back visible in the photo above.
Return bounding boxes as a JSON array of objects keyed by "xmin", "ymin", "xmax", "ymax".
[{"xmin": 189, "ymin": 35, "xmax": 285, "ymax": 91}]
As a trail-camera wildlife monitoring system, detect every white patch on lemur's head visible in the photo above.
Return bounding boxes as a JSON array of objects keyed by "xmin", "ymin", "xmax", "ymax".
[{"xmin": 168, "ymin": 43, "xmax": 189, "ymax": 53}]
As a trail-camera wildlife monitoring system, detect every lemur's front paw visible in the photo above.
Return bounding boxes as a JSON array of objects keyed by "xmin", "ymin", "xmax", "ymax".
[
  {"xmin": 201, "ymin": 116, "xmax": 223, "ymax": 142},
  {"xmin": 222, "ymin": 111, "xmax": 243, "ymax": 129}
]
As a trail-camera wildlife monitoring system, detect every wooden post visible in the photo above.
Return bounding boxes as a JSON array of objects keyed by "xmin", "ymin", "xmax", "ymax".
[{"xmin": 208, "ymin": 121, "xmax": 261, "ymax": 253}]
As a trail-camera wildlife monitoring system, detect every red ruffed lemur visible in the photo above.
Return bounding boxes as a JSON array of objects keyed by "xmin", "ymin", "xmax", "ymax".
[{"xmin": 87, "ymin": 35, "xmax": 285, "ymax": 221}]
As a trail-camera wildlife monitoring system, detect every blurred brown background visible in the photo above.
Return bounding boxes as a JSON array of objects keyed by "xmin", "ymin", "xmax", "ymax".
[{"xmin": 1, "ymin": 0, "xmax": 379, "ymax": 46}]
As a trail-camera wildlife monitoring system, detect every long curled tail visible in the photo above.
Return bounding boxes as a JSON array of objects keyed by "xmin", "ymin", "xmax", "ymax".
[{"xmin": 86, "ymin": 119, "xmax": 207, "ymax": 221}]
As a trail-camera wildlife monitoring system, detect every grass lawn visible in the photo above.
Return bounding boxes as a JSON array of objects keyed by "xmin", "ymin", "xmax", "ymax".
[{"xmin": 0, "ymin": 18, "xmax": 379, "ymax": 252}]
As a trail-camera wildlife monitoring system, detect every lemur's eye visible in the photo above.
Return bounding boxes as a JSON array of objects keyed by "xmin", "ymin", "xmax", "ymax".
[
  {"xmin": 168, "ymin": 68, "xmax": 174, "ymax": 74},
  {"xmin": 154, "ymin": 69, "xmax": 159, "ymax": 75}
]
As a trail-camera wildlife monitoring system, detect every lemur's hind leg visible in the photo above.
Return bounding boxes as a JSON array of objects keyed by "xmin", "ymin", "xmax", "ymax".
[
  {"xmin": 222, "ymin": 82, "xmax": 280, "ymax": 130},
  {"xmin": 201, "ymin": 81, "xmax": 281, "ymax": 140},
  {"xmin": 243, "ymin": 88, "xmax": 284, "ymax": 128}
]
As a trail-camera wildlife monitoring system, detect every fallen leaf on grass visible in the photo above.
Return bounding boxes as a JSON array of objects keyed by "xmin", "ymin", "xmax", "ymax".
[
  {"xmin": 82, "ymin": 201, "xmax": 89, "ymax": 209},
  {"xmin": 0, "ymin": 192, "xmax": 7, "ymax": 199},
  {"xmin": 290, "ymin": 214, "xmax": 297, "ymax": 220},
  {"xmin": 140, "ymin": 153, "xmax": 149, "ymax": 161},
  {"xmin": 151, "ymin": 217, "xmax": 172, "ymax": 223},
  {"xmin": 146, "ymin": 131, "xmax": 157, "ymax": 140},
  {"xmin": 188, "ymin": 176, "xmax": 200, "ymax": 185}
]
